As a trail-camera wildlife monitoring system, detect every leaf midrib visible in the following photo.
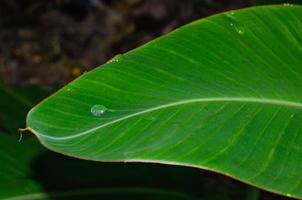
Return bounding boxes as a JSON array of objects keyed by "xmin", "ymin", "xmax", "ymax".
[{"xmin": 29, "ymin": 97, "xmax": 302, "ymax": 141}]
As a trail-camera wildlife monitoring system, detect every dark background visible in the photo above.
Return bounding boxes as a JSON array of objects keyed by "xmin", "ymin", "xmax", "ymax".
[{"xmin": 0, "ymin": 0, "xmax": 251, "ymax": 87}]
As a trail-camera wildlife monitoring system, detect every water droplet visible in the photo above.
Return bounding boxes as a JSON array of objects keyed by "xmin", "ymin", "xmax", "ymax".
[
  {"xmin": 236, "ymin": 27, "xmax": 245, "ymax": 35},
  {"xmin": 106, "ymin": 54, "xmax": 124, "ymax": 64},
  {"xmin": 227, "ymin": 11, "xmax": 235, "ymax": 18},
  {"xmin": 226, "ymin": 11, "xmax": 245, "ymax": 35},
  {"xmin": 91, "ymin": 104, "xmax": 107, "ymax": 116},
  {"xmin": 283, "ymin": 3, "xmax": 292, "ymax": 6},
  {"xmin": 230, "ymin": 23, "xmax": 244, "ymax": 35},
  {"xmin": 286, "ymin": 193, "xmax": 292, "ymax": 197},
  {"xmin": 226, "ymin": 10, "xmax": 236, "ymax": 20}
]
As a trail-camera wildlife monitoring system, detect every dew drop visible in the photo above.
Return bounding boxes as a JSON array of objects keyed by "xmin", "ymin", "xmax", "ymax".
[
  {"xmin": 106, "ymin": 54, "xmax": 124, "ymax": 64},
  {"xmin": 226, "ymin": 10, "xmax": 236, "ymax": 20},
  {"xmin": 236, "ymin": 26, "xmax": 245, "ymax": 35},
  {"xmin": 229, "ymin": 22, "xmax": 245, "ymax": 35},
  {"xmin": 227, "ymin": 11, "xmax": 235, "ymax": 18},
  {"xmin": 225, "ymin": 10, "xmax": 245, "ymax": 35},
  {"xmin": 91, "ymin": 104, "xmax": 108, "ymax": 116}
]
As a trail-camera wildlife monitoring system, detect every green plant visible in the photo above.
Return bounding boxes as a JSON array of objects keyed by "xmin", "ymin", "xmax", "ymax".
[
  {"xmin": 1, "ymin": 84, "xmax": 248, "ymax": 200},
  {"xmin": 2, "ymin": 4, "xmax": 302, "ymax": 200}
]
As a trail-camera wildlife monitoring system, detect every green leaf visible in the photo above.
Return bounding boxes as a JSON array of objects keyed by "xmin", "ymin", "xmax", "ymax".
[
  {"xmin": 27, "ymin": 5, "xmax": 302, "ymax": 199},
  {"xmin": 1, "ymin": 133, "xmax": 240, "ymax": 200},
  {"xmin": 0, "ymin": 133, "xmax": 45, "ymax": 199},
  {"xmin": 1, "ymin": 133, "xmax": 205, "ymax": 200},
  {"xmin": 1, "ymin": 85, "xmax": 236, "ymax": 200}
]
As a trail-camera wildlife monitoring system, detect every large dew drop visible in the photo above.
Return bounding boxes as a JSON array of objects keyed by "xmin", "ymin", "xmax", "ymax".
[{"xmin": 91, "ymin": 104, "xmax": 108, "ymax": 117}]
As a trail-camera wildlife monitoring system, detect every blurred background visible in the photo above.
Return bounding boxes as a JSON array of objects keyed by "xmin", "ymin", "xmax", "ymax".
[
  {"xmin": 0, "ymin": 1, "xmax": 299, "ymax": 200},
  {"xmin": 0, "ymin": 0, "xmax": 252, "ymax": 87}
]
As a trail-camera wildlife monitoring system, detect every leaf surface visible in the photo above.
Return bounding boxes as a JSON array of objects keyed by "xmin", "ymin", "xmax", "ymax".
[
  {"xmin": 27, "ymin": 5, "xmax": 302, "ymax": 199},
  {"xmin": 0, "ymin": 85, "xmax": 211, "ymax": 200}
]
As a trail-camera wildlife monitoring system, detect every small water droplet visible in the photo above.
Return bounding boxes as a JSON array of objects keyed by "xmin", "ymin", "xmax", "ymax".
[
  {"xmin": 106, "ymin": 54, "xmax": 124, "ymax": 64},
  {"xmin": 91, "ymin": 104, "xmax": 107, "ymax": 116},
  {"xmin": 226, "ymin": 10, "xmax": 236, "ymax": 20},
  {"xmin": 230, "ymin": 23, "xmax": 245, "ymax": 35},
  {"xmin": 283, "ymin": 3, "xmax": 293, "ymax": 6},
  {"xmin": 236, "ymin": 27, "xmax": 245, "ymax": 35},
  {"xmin": 286, "ymin": 193, "xmax": 292, "ymax": 197},
  {"xmin": 225, "ymin": 10, "xmax": 245, "ymax": 35},
  {"xmin": 227, "ymin": 11, "xmax": 235, "ymax": 17}
]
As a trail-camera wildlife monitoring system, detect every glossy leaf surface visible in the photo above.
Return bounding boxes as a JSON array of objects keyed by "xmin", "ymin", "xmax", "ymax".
[
  {"xmin": 1, "ymin": 85, "xmax": 217, "ymax": 200},
  {"xmin": 27, "ymin": 6, "xmax": 302, "ymax": 199}
]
